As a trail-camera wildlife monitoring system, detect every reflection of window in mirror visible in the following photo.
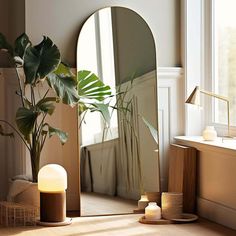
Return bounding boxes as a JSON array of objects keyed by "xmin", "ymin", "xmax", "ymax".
[{"xmin": 77, "ymin": 8, "xmax": 118, "ymax": 145}]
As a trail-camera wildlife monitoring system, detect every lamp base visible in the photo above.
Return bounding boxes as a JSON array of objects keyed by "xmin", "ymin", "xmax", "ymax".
[
  {"xmin": 40, "ymin": 192, "xmax": 66, "ymax": 222},
  {"xmin": 222, "ymin": 135, "xmax": 236, "ymax": 141},
  {"xmin": 37, "ymin": 217, "xmax": 72, "ymax": 227}
]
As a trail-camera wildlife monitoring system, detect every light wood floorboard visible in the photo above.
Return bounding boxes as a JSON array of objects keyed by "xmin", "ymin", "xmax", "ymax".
[
  {"xmin": 81, "ymin": 192, "xmax": 137, "ymax": 216},
  {"xmin": 0, "ymin": 214, "xmax": 235, "ymax": 236}
]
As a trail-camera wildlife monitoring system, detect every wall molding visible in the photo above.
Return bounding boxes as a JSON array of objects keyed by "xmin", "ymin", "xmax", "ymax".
[
  {"xmin": 197, "ymin": 197, "xmax": 236, "ymax": 230},
  {"xmin": 158, "ymin": 67, "xmax": 183, "ymax": 79},
  {"xmin": 157, "ymin": 67, "xmax": 184, "ymax": 191}
]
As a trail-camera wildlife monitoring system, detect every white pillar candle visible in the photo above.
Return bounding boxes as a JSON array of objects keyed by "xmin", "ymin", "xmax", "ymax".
[
  {"xmin": 145, "ymin": 202, "xmax": 161, "ymax": 220},
  {"xmin": 138, "ymin": 195, "xmax": 149, "ymax": 210}
]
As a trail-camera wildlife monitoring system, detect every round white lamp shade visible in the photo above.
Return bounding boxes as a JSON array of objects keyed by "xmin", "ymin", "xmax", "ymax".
[{"xmin": 38, "ymin": 164, "xmax": 67, "ymax": 193}]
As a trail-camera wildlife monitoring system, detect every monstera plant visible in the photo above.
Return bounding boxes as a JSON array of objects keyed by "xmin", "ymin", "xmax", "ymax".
[{"xmin": 0, "ymin": 33, "xmax": 81, "ymax": 182}]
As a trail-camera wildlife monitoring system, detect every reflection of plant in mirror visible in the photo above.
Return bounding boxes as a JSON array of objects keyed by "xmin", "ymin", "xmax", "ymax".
[
  {"xmin": 141, "ymin": 116, "xmax": 158, "ymax": 145},
  {"xmin": 115, "ymin": 79, "xmax": 159, "ymax": 195},
  {"xmin": 0, "ymin": 33, "xmax": 79, "ymax": 182},
  {"xmin": 114, "ymin": 81, "xmax": 143, "ymax": 193},
  {"xmin": 77, "ymin": 70, "xmax": 112, "ymax": 128}
]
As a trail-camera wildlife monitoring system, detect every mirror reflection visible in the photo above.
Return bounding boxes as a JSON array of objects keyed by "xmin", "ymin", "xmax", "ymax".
[{"xmin": 77, "ymin": 7, "xmax": 160, "ymax": 216}]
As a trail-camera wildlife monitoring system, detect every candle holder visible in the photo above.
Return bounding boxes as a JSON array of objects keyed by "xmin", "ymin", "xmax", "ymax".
[{"xmin": 161, "ymin": 192, "xmax": 183, "ymax": 220}]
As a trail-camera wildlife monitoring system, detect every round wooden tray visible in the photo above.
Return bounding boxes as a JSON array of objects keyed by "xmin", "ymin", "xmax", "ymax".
[
  {"xmin": 171, "ymin": 213, "xmax": 198, "ymax": 223},
  {"xmin": 139, "ymin": 216, "xmax": 171, "ymax": 225},
  {"xmin": 139, "ymin": 213, "xmax": 198, "ymax": 225}
]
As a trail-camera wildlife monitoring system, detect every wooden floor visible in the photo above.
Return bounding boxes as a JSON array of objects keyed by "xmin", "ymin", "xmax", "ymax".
[
  {"xmin": 81, "ymin": 192, "xmax": 137, "ymax": 216},
  {"xmin": 0, "ymin": 214, "xmax": 235, "ymax": 236}
]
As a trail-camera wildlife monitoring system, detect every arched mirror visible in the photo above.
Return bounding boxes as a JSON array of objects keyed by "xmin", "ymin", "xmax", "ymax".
[{"xmin": 77, "ymin": 7, "xmax": 160, "ymax": 216}]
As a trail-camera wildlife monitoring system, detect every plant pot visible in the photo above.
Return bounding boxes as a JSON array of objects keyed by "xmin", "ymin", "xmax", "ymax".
[{"xmin": 8, "ymin": 180, "xmax": 40, "ymax": 208}]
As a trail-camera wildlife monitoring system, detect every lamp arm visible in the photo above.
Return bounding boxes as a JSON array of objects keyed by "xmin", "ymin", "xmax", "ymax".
[
  {"xmin": 199, "ymin": 89, "xmax": 229, "ymax": 102},
  {"xmin": 200, "ymin": 90, "xmax": 230, "ymax": 137}
]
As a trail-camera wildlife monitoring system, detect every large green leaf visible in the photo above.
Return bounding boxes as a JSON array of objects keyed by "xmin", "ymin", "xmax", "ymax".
[
  {"xmin": 47, "ymin": 63, "xmax": 79, "ymax": 107},
  {"xmin": 141, "ymin": 116, "xmax": 158, "ymax": 144},
  {"xmin": 89, "ymin": 103, "xmax": 111, "ymax": 126},
  {"xmin": 0, "ymin": 33, "xmax": 13, "ymax": 55},
  {"xmin": 36, "ymin": 97, "xmax": 59, "ymax": 115},
  {"xmin": 14, "ymin": 33, "xmax": 31, "ymax": 59},
  {"xmin": 47, "ymin": 125, "xmax": 68, "ymax": 144},
  {"xmin": 16, "ymin": 107, "xmax": 39, "ymax": 140},
  {"xmin": 23, "ymin": 36, "xmax": 60, "ymax": 84},
  {"xmin": 78, "ymin": 70, "xmax": 111, "ymax": 101}
]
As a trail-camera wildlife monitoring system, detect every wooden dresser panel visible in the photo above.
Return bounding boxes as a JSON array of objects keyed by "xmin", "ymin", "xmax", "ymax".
[{"xmin": 168, "ymin": 144, "xmax": 197, "ymax": 213}]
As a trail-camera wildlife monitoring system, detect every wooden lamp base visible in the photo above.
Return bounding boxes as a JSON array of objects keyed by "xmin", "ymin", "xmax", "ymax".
[{"xmin": 40, "ymin": 192, "xmax": 71, "ymax": 226}]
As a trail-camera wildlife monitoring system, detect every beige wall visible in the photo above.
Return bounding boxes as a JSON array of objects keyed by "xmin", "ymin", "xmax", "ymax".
[
  {"xmin": 8, "ymin": 0, "xmax": 25, "ymax": 44},
  {"xmin": 0, "ymin": 0, "xmax": 9, "ymax": 37},
  {"xmin": 0, "ymin": 0, "xmax": 25, "ymax": 66},
  {"xmin": 0, "ymin": 72, "xmax": 6, "ymax": 200},
  {"xmin": 25, "ymin": 0, "xmax": 181, "ymax": 67},
  {"xmin": 0, "ymin": 0, "xmax": 25, "ymax": 43}
]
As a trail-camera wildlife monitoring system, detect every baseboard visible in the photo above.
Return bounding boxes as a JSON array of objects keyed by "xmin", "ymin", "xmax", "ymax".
[{"xmin": 197, "ymin": 197, "xmax": 236, "ymax": 230}]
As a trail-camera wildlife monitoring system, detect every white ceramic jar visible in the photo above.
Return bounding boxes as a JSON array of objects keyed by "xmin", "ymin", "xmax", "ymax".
[
  {"xmin": 202, "ymin": 126, "xmax": 217, "ymax": 141},
  {"xmin": 145, "ymin": 202, "xmax": 161, "ymax": 220}
]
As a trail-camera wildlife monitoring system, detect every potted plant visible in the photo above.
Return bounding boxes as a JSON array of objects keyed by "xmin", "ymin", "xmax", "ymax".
[
  {"xmin": 0, "ymin": 32, "xmax": 80, "ymax": 186},
  {"xmin": 0, "ymin": 32, "xmax": 114, "ymax": 205}
]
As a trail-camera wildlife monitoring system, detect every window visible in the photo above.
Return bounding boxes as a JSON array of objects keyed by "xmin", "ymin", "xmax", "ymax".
[
  {"xmin": 77, "ymin": 8, "xmax": 118, "ymax": 145},
  {"xmin": 211, "ymin": 0, "xmax": 236, "ymax": 128}
]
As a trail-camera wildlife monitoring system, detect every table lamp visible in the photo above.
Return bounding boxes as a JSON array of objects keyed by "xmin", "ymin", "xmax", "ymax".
[
  {"xmin": 37, "ymin": 164, "xmax": 71, "ymax": 226},
  {"xmin": 185, "ymin": 86, "xmax": 231, "ymax": 137}
]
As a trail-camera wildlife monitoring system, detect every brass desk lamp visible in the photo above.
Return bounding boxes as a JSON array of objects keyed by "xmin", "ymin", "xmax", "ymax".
[{"xmin": 185, "ymin": 86, "xmax": 231, "ymax": 138}]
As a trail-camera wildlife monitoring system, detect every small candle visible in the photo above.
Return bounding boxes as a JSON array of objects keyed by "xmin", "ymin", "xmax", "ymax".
[
  {"xmin": 202, "ymin": 126, "xmax": 217, "ymax": 141},
  {"xmin": 138, "ymin": 195, "xmax": 149, "ymax": 210},
  {"xmin": 145, "ymin": 202, "xmax": 161, "ymax": 220}
]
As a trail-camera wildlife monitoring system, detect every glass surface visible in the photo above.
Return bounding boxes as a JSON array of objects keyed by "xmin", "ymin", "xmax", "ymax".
[
  {"xmin": 213, "ymin": 0, "xmax": 236, "ymax": 126},
  {"xmin": 77, "ymin": 7, "xmax": 159, "ymax": 216}
]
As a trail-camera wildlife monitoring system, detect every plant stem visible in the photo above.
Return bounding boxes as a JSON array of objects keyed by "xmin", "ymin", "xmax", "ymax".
[
  {"xmin": 15, "ymin": 68, "xmax": 25, "ymax": 108},
  {"xmin": 30, "ymin": 149, "xmax": 40, "ymax": 182},
  {"xmin": 42, "ymin": 89, "xmax": 50, "ymax": 100},
  {"xmin": 0, "ymin": 119, "xmax": 30, "ymax": 151},
  {"xmin": 35, "ymin": 113, "xmax": 47, "ymax": 140}
]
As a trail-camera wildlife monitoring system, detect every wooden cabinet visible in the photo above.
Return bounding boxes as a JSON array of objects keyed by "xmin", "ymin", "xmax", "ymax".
[{"xmin": 168, "ymin": 144, "xmax": 197, "ymax": 213}]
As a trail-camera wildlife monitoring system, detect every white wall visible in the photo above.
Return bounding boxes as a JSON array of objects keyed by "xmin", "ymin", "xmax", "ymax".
[{"xmin": 25, "ymin": 0, "xmax": 180, "ymax": 67}]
